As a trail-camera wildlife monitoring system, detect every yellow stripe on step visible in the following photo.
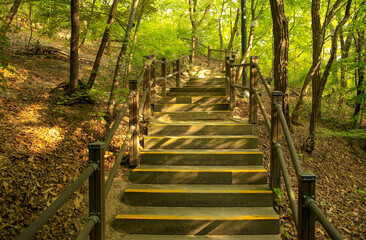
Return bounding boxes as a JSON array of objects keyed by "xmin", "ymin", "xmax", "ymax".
[
  {"xmin": 140, "ymin": 151, "xmax": 262, "ymax": 154},
  {"xmin": 149, "ymin": 124, "xmax": 251, "ymax": 126},
  {"xmin": 116, "ymin": 214, "xmax": 279, "ymax": 221},
  {"xmin": 144, "ymin": 136, "xmax": 257, "ymax": 139},
  {"xmin": 133, "ymin": 169, "xmax": 267, "ymax": 173},
  {"xmin": 125, "ymin": 189, "xmax": 272, "ymax": 194}
]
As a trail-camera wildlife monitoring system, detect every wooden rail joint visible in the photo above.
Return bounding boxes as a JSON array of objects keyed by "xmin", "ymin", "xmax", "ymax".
[
  {"xmin": 88, "ymin": 141, "xmax": 106, "ymax": 240},
  {"xmin": 298, "ymin": 171, "xmax": 316, "ymax": 240}
]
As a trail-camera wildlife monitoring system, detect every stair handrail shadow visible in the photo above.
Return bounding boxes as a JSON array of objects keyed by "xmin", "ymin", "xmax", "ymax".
[
  {"xmin": 15, "ymin": 53, "xmax": 193, "ymax": 240},
  {"xmin": 227, "ymin": 55, "xmax": 343, "ymax": 240}
]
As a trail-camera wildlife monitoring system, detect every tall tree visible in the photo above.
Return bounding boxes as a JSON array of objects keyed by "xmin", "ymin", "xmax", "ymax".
[
  {"xmin": 234, "ymin": 0, "xmax": 267, "ymax": 82},
  {"xmin": 86, "ymin": 0, "xmax": 119, "ymax": 90},
  {"xmin": 0, "ymin": 0, "xmax": 22, "ymax": 37},
  {"xmin": 79, "ymin": 0, "xmax": 97, "ymax": 49},
  {"xmin": 307, "ymin": 0, "xmax": 352, "ymax": 151},
  {"xmin": 269, "ymin": 0, "xmax": 289, "ymax": 124},
  {"xmin": 352, "ymin": 29, "xmax": 365, "ymax": 125},
  {"xmin": 106, "ymin": 0, "xmax": 139, "ymax": 120},
  {"xmin": 69, "ymin": 0, "xmax": 80, "ymax": 96},
  {"xmin": 188, "ymin": 0, "xmax": 212, "ymax": 40},
  {"xmin": 339, "ymin": 29, "xmax": 352, "ymax": 106},
  {"xmin": 291, "ymin": 0, "xmax": 347, "ymax": 123},
  {"xmin": 228, "ymin": 9, "xmax": 240, "ymax": 52}
]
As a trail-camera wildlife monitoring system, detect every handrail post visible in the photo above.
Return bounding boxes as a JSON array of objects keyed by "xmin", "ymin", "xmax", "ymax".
[
  {"xmin": 298, "ymin": 172, "xmax": 316, "ymax": 240},
  {"xmin": 223, "ymin": 48, "xmax": 229, "ymax": 71},
  {"xmin": 150, "ymin": 54, "xmax": 156, "ymax": 108},
  {"xmin": 230, "ymin": 58, "xmax": 235, "ymax": 110},
  {"xmin": 161, "ymin": 57, "xmax": 167, "ymax": 97},
  {"xmin": 249, "ymin": 56, "xmax": 259, "ymax": 125},
  {"xmin": 143, "ymin": 56, "xmax": 151, "ymax": 122},
  {"xmin": 225, "ymin": 56, "xmax": 230, "ymax": 97},
  {"xmin": 176, "ymin": 56, "xmax": 180, "ymax": 87},
  {"xmin": 88, "ymin": 141, "xmax": 105, "ymax": 240},
  {"xmin": 129, "ymin": 80, "xmax": 139, "ymax": 167},
  {"xmin": 270, "ymin": 91, "xmax": 283, "ymax": 193},
  {"xmin": 208, "ymin": 46, "xmax": 211, "ymax": 67},
  {"xmin": 191, "ymin": 37, "xmax": 195, "ymax": 60}
]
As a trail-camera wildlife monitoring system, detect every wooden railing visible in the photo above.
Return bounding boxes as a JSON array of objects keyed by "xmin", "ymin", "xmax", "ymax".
[
  {"xmin": 15, "ymin": 53, "xmax": 192, "ymax": 240},
  {"xmin": 226, "ymin": 56, "xmax": 344, "ymax": 240},
  {"xmin": 183, "ymin": 37, "xmax": 239, "ymax": 68}
]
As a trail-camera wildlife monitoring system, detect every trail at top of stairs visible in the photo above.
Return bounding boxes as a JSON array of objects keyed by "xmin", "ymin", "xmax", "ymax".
[{"xmin": 113, "ymin": 65, "xmax": 280, "ymax": 239}]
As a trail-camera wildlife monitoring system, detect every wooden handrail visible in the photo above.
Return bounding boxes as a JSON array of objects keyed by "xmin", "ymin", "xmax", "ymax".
[{"xmin": 228, "ymin": 55, "xmax": 344, "ymax": 240}]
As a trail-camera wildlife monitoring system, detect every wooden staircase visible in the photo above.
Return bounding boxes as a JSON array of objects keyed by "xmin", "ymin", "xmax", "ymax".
[{"xmin": 113, "ymin": 66, "xmax": 280, "ymax": 239}]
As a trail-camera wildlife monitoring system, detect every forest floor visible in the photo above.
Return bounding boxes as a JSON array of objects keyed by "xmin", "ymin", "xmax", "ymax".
[{"xmin": 0, "ymin": 32, "xmax": 365, "ymax": 239}]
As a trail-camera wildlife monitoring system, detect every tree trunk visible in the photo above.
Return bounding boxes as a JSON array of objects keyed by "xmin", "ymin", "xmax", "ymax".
[
  {"xmin": 228, "ymin": 9, "xmax": 240, "ymax": 52},
  {"xmin": 69, "ymin": 0, "xmax": 80, "ymax": 96},
  {"xmin": 86, "ymin": 0, "xmax": 119, "ymax": 90},
  {"xmin": 291, "ymin": 0, "xmax": 344, "ymax": 123},
  {"xmin": 234, "ymin": 0, "xmax": 267, "ymax": 81},
  {"xmin": 106, "ymin": 0, "xmax": 139, "ymax": 120},
  {"xmin": 269, "ymin": 0, "xmax": 290, "ymax": 125},
  {"xmin": 133, "ymin": 0, "xmax": 145, "ymax": 44},
  {"xmin": 307, "ymin": 0, "xmax": 352, "ymax": 152},
  {"xmin": 27, "ymin": 2, "xmax": 33, "ymax": 49},
  {"xmin": 218, "ymin": 2, "xmax": 225, "ymax": 63},
  {"xmin": 189, "ymin": 0, "xmax": 211, "ymax": 42},
  {"xmin": 79, "ymin": 0, "xmax": 97, "ymax": 49},
  {"xmin": 352, "ymin": 30, "xmax": 365, "ymax": 126},
  {"xmin": 0, "ymin": 0, "xmax": 22, "ymax": 37},
  {"xmin": 339, "ymin": 31, "xmax": 352, "ymax": 107}
]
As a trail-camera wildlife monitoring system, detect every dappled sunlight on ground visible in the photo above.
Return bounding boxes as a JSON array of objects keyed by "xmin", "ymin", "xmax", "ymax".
[{"xmin": 25, "ymin": 126, "xmax": 65, "ymax": 153}]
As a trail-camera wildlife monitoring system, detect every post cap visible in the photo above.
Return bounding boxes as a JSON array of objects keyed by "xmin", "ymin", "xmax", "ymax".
[
  {"xmin": 251, "ymin": 56, "xmax": 259, "ymax": 59},
  {"xmin": 298, "ymin": 171, "xmax": 317, "ymax": 181},
  {"xmin": 88, "ymin": 141, "xmax": 105, "ymax": 149},
  {"xmin": 129, "ymin": 79, "xmax": 138, "ymax": 83},
  {"xmin": 143, "ymin": 55, "xmax": 150, "ymax": 59},
  {"xmin": 272, "ymin": 91, "xmax": 283, "ymax": 97},
  {"xmin": 162, "ymin": 57, "xmax": 166, "ymax": 61}
]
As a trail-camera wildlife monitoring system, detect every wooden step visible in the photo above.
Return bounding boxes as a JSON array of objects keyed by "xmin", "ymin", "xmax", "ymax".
[
  {"xmin": 121, "ymin": 234, "xmax": 282, "ymax": 239},
  {"xmin": 167, "ymin": 92, "xmax": 226, "ymax": 97},
  {"xmin": 154, "ymin": 111, "xmax": 232, "ymax": 121},
  {"xmin": 123, "ymin": 184, "xmax": 273, "ymax": 207},
  {"xmin": 114, "ymin": 206, "xmax": 279, "ymax": 235},
  {"xmin": 144, "ymin": 135, "xmax": 258, "ymax": 149},
  {"xmin": 148, "ymin": 122, "xmax": 253, "ymax": 136},
  {"xmin": 156, "ymin": 96, "xmax": 227, "ymax": 104},
  {"xmin": 130, "ymin": 165, "xmax": 267, "ymax": 184},
  {"xmin": 140, "ymin": 149, "xmax": 263, "ymax": 166},
  {"xmin": 154, "ymin": 103, "xmax": 229, "ymax": 112}
]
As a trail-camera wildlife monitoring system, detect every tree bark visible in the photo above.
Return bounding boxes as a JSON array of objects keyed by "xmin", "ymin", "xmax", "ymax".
[
  {"xmin": 339, "ymin": 30, "xmax": 352, "ymax": 106},
  {"xmin": 291, "ymin": 0, "xmax": 344, "ymax": 123},
  {"xmin": 189, "ymin": 0, "xmax": 212, "ymax": 41},
  {"xmin": 69, "ymin": 0, "xmax": 80, "ymax": 96},
  {"xmin": 106, "ymin": 0, "xmax": 139, "ymax": 120},
  {"xmin": 86, "ymin": 0, "xmax": 119, "ymax": 90},
  {"xmin": 228, "ymin": 9, "xmax": 240, "ymax": 52},
  {"xmin": 79, "ymin": 0, "xmax": 97, "ymax": 49},
  {"xmin": 307, "ymin": 0, "xmax": 352, "ymax": 152},
  {"xmin": 269, "ymin": 0, "xmax": 289, "ymax": 125},
  {"xmin": 352, "ymin": 30, "xmax": 365, "ymax": 126},
  {"xmin": 234, "ymin": 0, "xmax": 267, "ymax": 81},
  {"xmin": 0, "ymin": 0, "xmax": 22, "ymax": 37}
]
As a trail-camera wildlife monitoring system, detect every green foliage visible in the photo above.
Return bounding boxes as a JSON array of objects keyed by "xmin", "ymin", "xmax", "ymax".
[
  {"xmin": 57, "ymin": 90, "xmax": 94, "ymax": 105},
  {"xmin": 273, "ymin": 188, "xmax": 285, "ymax": 212}
]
